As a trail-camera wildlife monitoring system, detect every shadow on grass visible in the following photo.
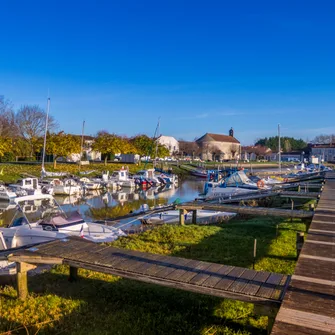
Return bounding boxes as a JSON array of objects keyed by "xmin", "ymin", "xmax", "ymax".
[{"xmin": 0, "ymin": 215, "xmax": 309, "ymax": 335}]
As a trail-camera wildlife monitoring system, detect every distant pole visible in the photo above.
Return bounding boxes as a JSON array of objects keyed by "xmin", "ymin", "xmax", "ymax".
[
  {"xmin": 253, "ymin": 239, "xmax": 257, "ymax": 269},
  {"xmin": 41, "ymin": 97, "xmax": 50, "ymax": 173},
  {"xmin": 278, "ymin": 124, "xmax": 281, "ymax": 173},
  {"xmin": 79, "ymin": 120, "xmax": 85, "ymax": 172}
]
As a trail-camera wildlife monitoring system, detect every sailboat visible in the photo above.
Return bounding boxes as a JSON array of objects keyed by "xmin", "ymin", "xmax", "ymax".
[{"xmin": 40, "ymin": 97, "xmax": 67, "ymax": 178}]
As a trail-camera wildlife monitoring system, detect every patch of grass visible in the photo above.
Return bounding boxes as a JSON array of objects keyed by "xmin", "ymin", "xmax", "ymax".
[{"xmin": 0, "ymin": 216, "xmax": 305, "ymax": 334}]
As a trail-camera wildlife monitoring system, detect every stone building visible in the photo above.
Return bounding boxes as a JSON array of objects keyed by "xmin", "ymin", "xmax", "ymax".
[{"xmin": 196, "ymin": 128, "xmax": 241, "ymax": 161}]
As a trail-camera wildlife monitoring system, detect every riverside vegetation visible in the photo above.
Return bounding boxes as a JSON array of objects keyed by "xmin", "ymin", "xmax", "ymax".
[{"xmin": 0, "ymin": 214, "xmax": 308, "ymax": 335}]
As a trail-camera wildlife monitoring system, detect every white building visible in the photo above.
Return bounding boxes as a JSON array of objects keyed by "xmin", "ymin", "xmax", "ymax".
[
  {"xmin": 157, "ymin": 136, "xmax": 179, "ymax": 155},
  {"xmin": 311, "ymin": 143, "xmax": 335, "ymax": 162}
]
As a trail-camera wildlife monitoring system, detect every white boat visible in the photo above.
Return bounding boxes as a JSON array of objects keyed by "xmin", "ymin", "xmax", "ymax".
[
  {"xmin": 110, "ymin": 168, "xmax": 136, "ymax": 188},
  {"xmin": 80, "ymin": 177, "xmax": 105, "ymax": 190},
  {"xmin": 0, "ymin": 194, "xmax": 126, "ymax": 248},
  {"xmin": 8, "ymin": 177, "xmax": 43, "ymax": 197},
  {"xmin": 53, "ymin": 178, "xmax": 83, "ymax": 195},
  {"xmin": 0, "ymin": 184, "xmax": 17, "ymax": 201},
  {"xmin": 142, "ymin": 209, "xmax": 236, "ymax": 225}
]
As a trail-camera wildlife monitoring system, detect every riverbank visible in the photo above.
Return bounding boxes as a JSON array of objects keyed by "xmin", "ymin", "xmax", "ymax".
[{"xmin": 0, "ymin": 215, "xmax": 307, "ymax": 334}]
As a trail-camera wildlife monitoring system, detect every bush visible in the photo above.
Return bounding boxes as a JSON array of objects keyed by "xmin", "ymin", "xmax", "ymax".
[{"xmin": 0, "ymin": 152, "xmax": 15, "ymax": 162}]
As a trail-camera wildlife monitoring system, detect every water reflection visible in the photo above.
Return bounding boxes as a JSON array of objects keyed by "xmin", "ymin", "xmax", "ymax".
[
  {"xmin": 0, "ymin": 180, "xmax": 205, "ymax": 228},
  {"xmin": 57, "ymin": 179, "xmax": 204, "ymax": 221}
]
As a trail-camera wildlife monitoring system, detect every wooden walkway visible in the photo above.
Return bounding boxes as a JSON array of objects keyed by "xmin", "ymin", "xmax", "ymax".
[
  {"xmin": 8, "ymin": 237, "xmax": 289, "ymax": 313},
  {"xmin": 271, "ymin": 171, "xmax": 335, "ymax": 334}
]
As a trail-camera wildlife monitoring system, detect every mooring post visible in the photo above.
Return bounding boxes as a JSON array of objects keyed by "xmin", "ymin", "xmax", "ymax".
[
  {"xmin": 253, "ymin": 239, "xmax": 257, "ymax": 269},
  {"xmin": 192, "ymin": 210, "xmax": 197, "ymax": 224},
  {"xmin": 69, "ymin": 266, "xmax": 78, "ymax": 282},
  {"xmin": 296, "ymin": 232, "xmax": 304, "ymax": 258},
  {"xmin": 309, "ymin": 203, "xmax": 315, "ymax": 211},
  {"xmin": 16, "ymin": 262, "xmax": 36, "ymax": 300},
  {"xmin": 179, "ymin": 209, "xmax": 186, "ymax": 225}
]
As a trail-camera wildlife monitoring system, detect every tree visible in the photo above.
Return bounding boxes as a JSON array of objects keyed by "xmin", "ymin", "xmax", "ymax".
[
  {"xmin": 255, "ymin": 136, "xmax": 306, "ymax": 152},
  {"xmin": 92, "ymin": 132, "xmax": 136, "ymax": 165},
  {"xmin": 15, "ymin": 105, "xmax": 57, "ymax": 156},
  {"xmin": 0, "ymin": 96, "xmax": 17, "ymax": 137},
  {"xmin": 178, "ymin": 140, "xmax": 200, "ymax": 158},
  {"xmin": 0, "ymin": 136, "xmax": 12, "ymax": 157},
  {"xmin": 130, "ymin": 135, "xmax": 154, "ymax": 156},
  {"xmin": 230, "ymin": 144, "xmax": 239, "ymax": 159},
  {"xmin": 312, "ymin": 134, "xmax": 335, "ymax": 144},
  {"xmin": 46, "ymin": 132, "xmax": 81, "ymax": 168}
]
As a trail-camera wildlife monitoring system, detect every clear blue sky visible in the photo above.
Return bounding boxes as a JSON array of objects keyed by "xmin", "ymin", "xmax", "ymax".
[{"xmin": 1, "ymin": 0, "xmax": 334, "ymax": 145}]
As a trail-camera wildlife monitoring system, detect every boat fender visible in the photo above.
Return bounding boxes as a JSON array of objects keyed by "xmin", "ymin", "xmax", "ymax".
[{"xmin": 257, "ymin": 180, "xmax": 265, "ymax": 189}]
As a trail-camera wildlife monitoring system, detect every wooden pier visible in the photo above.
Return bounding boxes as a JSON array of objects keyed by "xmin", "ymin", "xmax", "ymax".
[
  {"xmin": 271, "ymin": 171, "xmax": 335, "ymax": 334},
  {"xmin": 176, "ymin": 202, "xmax": 313, "ymax": 225},
  {"xmin": 7, "ymin": 236, "xmax": 289, "ymax": 333}
]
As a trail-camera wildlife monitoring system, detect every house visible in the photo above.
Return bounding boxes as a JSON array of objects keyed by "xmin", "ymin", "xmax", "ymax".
[
  {"xmin": 241, "ymin": 146, "xmax": 272, "ymax": 161},
  {"xmin": 195, "ymin": 128, "xmax": 241, "ymax": 161},
  {"xmin": 157, "ymin": 135, "xmax": 179, "ymax": 155},
  {"xmin": 310, "ymin": 143, "xmax": 335, "ymax": 162},
  {"xmin": 68, "ymin": 135, "xmax": 101, "ymax": 162}
]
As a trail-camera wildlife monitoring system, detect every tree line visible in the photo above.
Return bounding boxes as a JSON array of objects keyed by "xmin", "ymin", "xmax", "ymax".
[{"xmin": 0, "ymin": 95, "xmax": 169, "ymax": 166}]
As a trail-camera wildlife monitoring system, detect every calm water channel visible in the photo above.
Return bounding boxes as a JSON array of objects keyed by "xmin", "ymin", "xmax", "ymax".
[
  {"xmin": 0, "ymin": 179, "xmax": 206, "ymax": 230},
  {"xmin": 62, "ymin": 179, "xmax": 205, "ymax": 228}
]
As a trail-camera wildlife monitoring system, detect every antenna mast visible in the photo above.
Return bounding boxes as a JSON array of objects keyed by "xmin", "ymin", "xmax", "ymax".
[
  {"xmin": 278, "ymin": 123, "xmax": 281, "ymax": 173},
  {"xmin": 79, "ymin": 120, "xmax": 85, "ymax": 172},
  {"xmin": 41, "ymin": 97, "xmax": 50, "ymax": 175}
]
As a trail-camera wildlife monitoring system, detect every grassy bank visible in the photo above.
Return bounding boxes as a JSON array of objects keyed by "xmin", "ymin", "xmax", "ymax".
[
  {"xmin": 0, "ymin": 216, "xmax": 306, "ymax": 335},
  {"xmin": 0, "ymin": 162, "xmax": 153, "ymax": 184}
]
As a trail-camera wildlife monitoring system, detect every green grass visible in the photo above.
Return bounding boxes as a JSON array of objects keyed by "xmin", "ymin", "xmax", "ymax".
[{"xmin": 0, "ymin": 215, "xmax": 306, "ymax": 334}]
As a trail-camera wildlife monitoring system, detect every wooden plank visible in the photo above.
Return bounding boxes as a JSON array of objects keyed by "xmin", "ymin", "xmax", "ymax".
[
  {"xmin": 155, "ymin": 257, "xmax": 198, "ymax": 280},
  {"xmin": 177, "ymin": 260, "xmax": 215, "ymax": 283},
  {"xmin": 299, "ymin": 254, "xmax": 335, "ymax": 262},
  {"xmin": 165, "ymin": 259, "xmax": 200, "ymax": 281},
  {"xmin": 275, "ymin": 308, "xmax": 335, "ymax": 332},
  {"xmin": 201, "ymin": 265, "xmax": 235, "ymax": 288},
  {"xmin": 214, "ymin": 267, "xmax": 245, "ymax": 291},
  {"xmin": 292, "ymin": 275, "xmax": 334, "ymax": 287}
]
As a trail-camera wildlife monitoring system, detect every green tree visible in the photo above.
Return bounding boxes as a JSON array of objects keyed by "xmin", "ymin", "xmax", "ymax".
[
  {"xmin": 92, "ymin": 132, "xmax": 137, "ymax": 165},
  {"xmin": 0, "ymin": 136, "xmax": 12, "ymax": 157},
  {"xmin": 255, "ymin": 136, "xmax": 306, "ymax": 152},
  {"xmin": 46, "ymin": 132, "xmax": 81, "ymax": 168}
]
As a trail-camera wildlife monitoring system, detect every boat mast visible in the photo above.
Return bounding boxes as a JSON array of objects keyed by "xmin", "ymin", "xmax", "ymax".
[
  {"xmin": 41, "ymin": 97, "xmax": 50, "ymax": 176},
  {"xmin": 79, "ymin": 120, "xmax": 85, "ymax": 172},
  {"xmin": 278, "ymin": 123, "xmax": 281, "ymax": 173},
  {"xmin": 153, "ymin": 118, "xmax": 160, "ymax": 168}
]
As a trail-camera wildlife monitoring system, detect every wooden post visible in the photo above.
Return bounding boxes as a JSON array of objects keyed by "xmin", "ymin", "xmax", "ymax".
[
  {"xmin": 291, "ymin": 199, "xmax": 294, "ymax": 222},
  {"xmin": 275, "ymin": 224, "xmax": 279, "ymax": 241},
  {"xmin": 192, "ymin": 210, "xmax": 197, "ymax": 224},
  {"xmin": 179, "ymin": 209, "xmax": 186, "ymax": 225},
  {"xmin": 309, "ymin": 203, "xmax": 315, "ymax": 211},
  {"xmin": 296, "ymin": 232, "xmax": 304, "ymax": 258},
  {"xmin": 253, "ymin": 239, "xmax": 257, "ymax": 269},
  {"xmin": 16, "ymin": 262, "xmax": 36, "ymax": 300},
  {"xmin": 297, "ymin": 185, "xmax": 301, "ymax": 192},
  {"xmin": 69, "ymin": 266, "xmax": 78, "ymax": 282}
]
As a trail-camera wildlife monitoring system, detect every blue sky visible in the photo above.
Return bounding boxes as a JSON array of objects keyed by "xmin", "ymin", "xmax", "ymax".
[{"xmin": 1, "ymin": 0, "xmax": 334, "ymax": 145}]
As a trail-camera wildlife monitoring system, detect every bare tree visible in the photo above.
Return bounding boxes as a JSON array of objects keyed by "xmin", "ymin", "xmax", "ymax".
[
  {"xmin": 230, "ymin": 144, "xmax": 239, "ymax": 159},
  {"xmin": 312, "ymin": 134, "xmax": 335, "ymax": 144},
  {"xmin": 0, "ymin": 96, "xmax": 17, "ymax": 137},
  {"xmin": 178, "ymin": 140, "xmax": 200, "ymax": 158},
  {"xmin": 15, "ymin": 105, "xmax": 58, "ymax": 156}
]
